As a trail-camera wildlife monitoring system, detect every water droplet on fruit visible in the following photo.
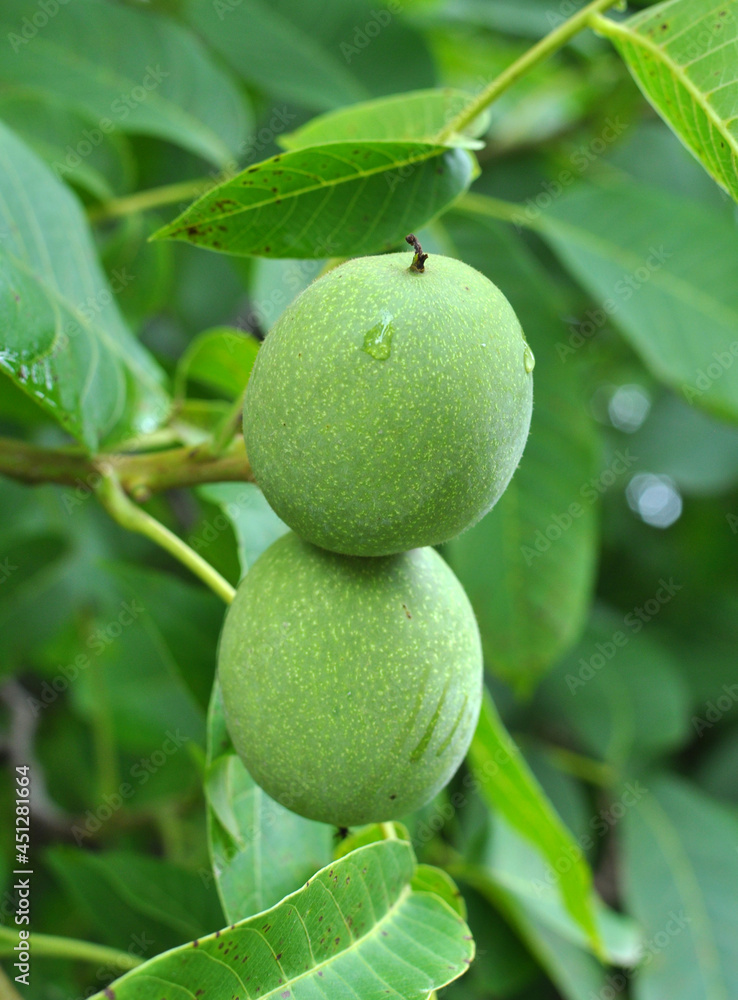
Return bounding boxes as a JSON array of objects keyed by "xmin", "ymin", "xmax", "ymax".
[
  {"xmin": 523, "ymin": 344, "xmax": 535, "ymax": 373},
  {"xmin": 362, "ymin": 315, "xmax": 394, "ymax": 360}
]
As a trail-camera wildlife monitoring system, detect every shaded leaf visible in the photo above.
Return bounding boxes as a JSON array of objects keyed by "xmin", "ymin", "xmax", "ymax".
[
  {"xmin": 0, "ymin": 0, "xmax": 251, "ymax": 166},
  {"xmin": 183, "ymin": 0, "xmax": 368, "ymax": 112},
  {"xmin": 469, "ymin": 693, "xmax": 602, "ymax": 955},
  {"xmin": 0, "ymin": 123, "xmax": 168, "ymax": 450},
  {"xmin": 442, "ymin": 886, "xmax": 539, "ymax": 1000},
  {"xmin": 205, "ymin": 683, "xmax": 332, "ymax": 923},
  {"xmin": 152, "ymin": 142, "xmax": 475, "ymax": 259},
  {"xmin": 269, "ymin": 0, "xmax": 437, "ymax": 101},
  {"xmin": 621, "ymin": 774, "xmax": 738, "ymax": 999},
  {"xmin": 92, "ymin": 840, "xmax": 475, "ymax": 1000},
  {"xmin": 537, "ymin": 180, "xmax": 738, "ymax": 423},
  {"xmin": 68, "ymin": 563, "xmax": 217, "ymax": 754},
  {"xmin": 454, "ymin": 816, "xmax": 641, "ymax": 998},
  {"xmin": 0, "ymin": 91, "xmax": 132, "ymax": 200},
  {"xmin": 597, "ymin": 0, "xmax": 738, "ymax": 201},
  {"xmin": 46, "ymin": 848, "xmax": 224, "ymax": 954},
  {"xmin": 198, "ymin": 483, "xmax": 289, "ymax": 576},
  {"xmin": 175, "ymin": 327, "xmax": 260, "ymax": 400},
  {"xmin": 282, "ymin": 88, "xmax": 488, "ymax": 150},
  {"xmin": 628, "ymin": 390, "xmax": 738, "ymax": 496},
  {"xmin": 534, "ymin": 609, "xmax": 692, "ymax": 770}
]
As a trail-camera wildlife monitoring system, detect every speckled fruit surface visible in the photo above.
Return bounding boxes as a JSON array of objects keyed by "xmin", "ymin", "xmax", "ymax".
[
  {"xmin": 217, "ymin": 532, "xmax": 483, "ymax": 827},
  {"xmin": 243, "ymin": 251, "xmax": 533, "ymax": 556}
]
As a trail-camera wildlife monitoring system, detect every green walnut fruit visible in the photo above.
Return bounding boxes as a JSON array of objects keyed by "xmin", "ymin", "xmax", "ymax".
[
  {"xmin": 217, "ymin": 531, "xmax": 483, "ymax": 827},
  {"xmin": 243, "ymin": 242, "xmax": 533, "ymax": 556}
]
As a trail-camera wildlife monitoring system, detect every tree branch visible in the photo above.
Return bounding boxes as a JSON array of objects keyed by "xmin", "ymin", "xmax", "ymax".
[
  {"xmin": 96, "ymin": 476, "xmax": 236, "ymax": 605},
  {"xmin": 0, "ymin": 437, "xmax": 253, "ymax": 500}
]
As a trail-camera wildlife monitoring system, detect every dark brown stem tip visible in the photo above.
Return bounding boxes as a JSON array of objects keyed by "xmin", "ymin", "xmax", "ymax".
[{"xmin": 406, "ymin": 233, "xmax": 428, "ymax": 272}]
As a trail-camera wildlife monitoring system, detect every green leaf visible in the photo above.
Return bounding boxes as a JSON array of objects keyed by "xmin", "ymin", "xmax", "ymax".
[
  {"xmin": 152, "ymin": 142, "xmax": 475, "ymax": 259},
  {"xmin": 183, "ymin": 0, "xmax": 368, "ymax": 112},
  {"xmin": 92, "ymin": 840, "xmax": 475, "ymax": 1000},
  {"xmin": 68, "ymin": 563, "xmax": 216, "ymax": 754},
  {"xmin": 445, "ymin": 215, "xmax": 600, "ymax": 690},
  {"xmin": 534, "ymin": 610, "xmax": 692, "ymax": 770},
  {"xmin": 469, "ymin": 693, "xmax": 603, "ymax": 956},
  {"xmin": 0, "ymin": 92, "xmax": 132, "ymax": 200},
  {"xmin": 268, "ymin": 0, "xmax": 437, "ymax": 101},
  {"xmin": 333, "ymin": 825, "xmax": 468, "ymax": 918},
  {"xmin": 175, "ymin": 327, "xmax": 261, "ymax": 400},
  {"xmin": 454, "ymin": 815, "xmax": 641, "ymax": 997},
  {"xmin": 0, "ymin": 0, "xmax": 251, "ymax": 167},
  {"xmin": 282, "ymin": 88, "xmax": 489, "ymax": 150},
  {"xmin": 628, "ymin": 391, "xmax": 738, "ymax": 496},
  {"xmin": 621, "ymin": 774, "xmax": 738, "ymax": 999},
  {"xmin": 0, "ymin": 123, "xmax": 168, "ymax": 451},
  {"xmin": 412, "ymin": 865, "xmax": 468, "ymax": 919},
  {"xmin": 198, "ymin": 483, "xmax": 289, "ymax": 575},
  {"xmin": 596, "ymin": 0, "xmax": 738, "ymax": 202},
  {"xmin": 99, "ymin": 213, "xmax": 175, "ymax": 329},
  {"xmin": 205, "ymin": 682, "xmax": 332, "ymax": 923},
  {"xmin": 46, "ymin": 848, "xmax": 224, "ymax": 954},
  {"xmin": 442, "ymin": 887, "xmax": 538, "ymax": 999},
  {"xmin": 537, "ymin": 179, "xmax": 738, "ymax": 424}
]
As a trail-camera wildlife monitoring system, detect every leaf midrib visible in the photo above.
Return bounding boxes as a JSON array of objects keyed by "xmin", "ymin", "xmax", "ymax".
[
  {"xmin": 602, "ymin": 12, "xmax": 738, "ymax": 169},
  {"xmin": 162, "ymin": 144, "xmax": 454, "ymax": 233}
]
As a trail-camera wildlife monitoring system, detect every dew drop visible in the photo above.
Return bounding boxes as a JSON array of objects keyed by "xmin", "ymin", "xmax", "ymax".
[
  {"xmin": 362, "ymin": 315, "xmax": 394, "ymax": 361},
  {"xmin": 523, "ymin": 344, "xmax": 535, "ymax": 373}
]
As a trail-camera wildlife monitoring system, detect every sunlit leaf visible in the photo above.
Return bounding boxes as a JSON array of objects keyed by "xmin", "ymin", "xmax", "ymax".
[
  {"xmin": 92, "ymin": 840, "xmax": 475, "ymax": 1000},
  {"xmin": 282, "ymin": 88, "xmax": 488, "ymax": 150},
  {"xmin": 597, "ymin": 0, "xmax": 738, "ymax": 201}
]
